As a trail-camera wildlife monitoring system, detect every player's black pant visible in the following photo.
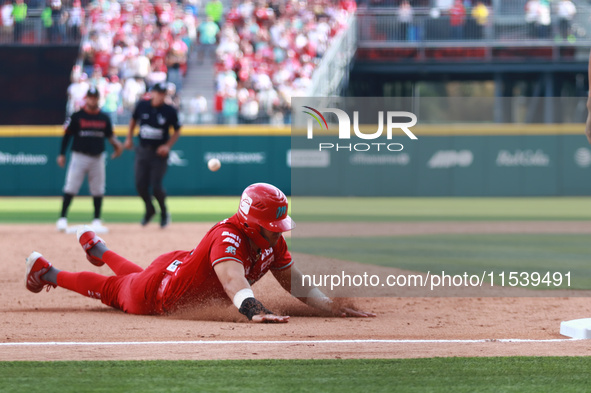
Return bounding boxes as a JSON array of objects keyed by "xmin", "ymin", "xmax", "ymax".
[{"xmin": 135, "ymin": 145, "xmax": 168, "ymax": 217}]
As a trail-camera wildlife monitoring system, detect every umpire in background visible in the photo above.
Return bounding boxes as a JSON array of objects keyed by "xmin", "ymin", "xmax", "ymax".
[
  {"xmin": 124, "ymin": 82, "xmax": 181, "ymax": 228},
  {"xmin": 57, "ymin": 86, "xmax": 123, "ymax": 232}
]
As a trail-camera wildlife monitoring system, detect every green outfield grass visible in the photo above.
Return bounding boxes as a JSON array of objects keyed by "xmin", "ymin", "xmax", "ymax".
[
  {"xmin": 292, "ymin": 197, "xmax": 591, "ymax": 222},
  {"xmin": 2, "ymin": 196, "xmax": 591, "ymax": 223},
  {"xmin": 0, "ymin": 357, "xmax": 590, "ymax": 393},
  {"xmin": 292, "ymin": 233, "xmax": 591, "ymax": 290},
  {"xmin": 0, "ymin": 197, "xmax": 239, "ymax": 223}
]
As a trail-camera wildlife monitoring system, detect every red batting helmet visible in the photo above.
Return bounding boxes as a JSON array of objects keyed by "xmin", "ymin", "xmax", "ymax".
[{"xmin": 237, "ymin": 183, "xmax": 295, "ymax": 249}]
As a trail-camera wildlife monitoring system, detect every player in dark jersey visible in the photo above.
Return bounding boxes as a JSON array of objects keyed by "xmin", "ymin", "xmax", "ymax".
[
  {"xmin": 124, "ymin": 82, "xmax": 181, "ymax": 228},
  {"xmin": 57, "ymin": 86, "xmax": 123, "ymax": 232}
]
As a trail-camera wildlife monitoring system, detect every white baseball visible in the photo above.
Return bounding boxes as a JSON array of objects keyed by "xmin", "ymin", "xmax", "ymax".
[{"xmin": 208, "ymin": 158, "xmax": 221, "ymax": 172}]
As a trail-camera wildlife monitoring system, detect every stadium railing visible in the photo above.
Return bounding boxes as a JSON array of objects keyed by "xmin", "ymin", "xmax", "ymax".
[{"xmin": 306, "ymin": 14, "xmax": 358, "ymax": 97}]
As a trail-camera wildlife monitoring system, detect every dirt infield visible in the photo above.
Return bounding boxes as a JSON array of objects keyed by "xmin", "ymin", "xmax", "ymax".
[{"xmin": 3, "ymin": 222, "xmax": 591, "ymax": 361}]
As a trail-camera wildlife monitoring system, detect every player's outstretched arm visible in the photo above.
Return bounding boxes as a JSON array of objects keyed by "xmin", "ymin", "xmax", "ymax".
[
  {"xmin": 124, "ymin": 118, "xmax": 136, "ymax": 149},
  {"xmin": 586, "ymin": 96, "xmax": 591, "ymax": 145},
  {"xmin": 109, "ymin": 136, "xmax": 124, "ymax": 159},
  {"xmin": 272, "ymin": 265, "xmax": 376, "ymax": 318},
  {"xmin": 214, "ymin": 260, "xmax": 289, "ymax": 323}
]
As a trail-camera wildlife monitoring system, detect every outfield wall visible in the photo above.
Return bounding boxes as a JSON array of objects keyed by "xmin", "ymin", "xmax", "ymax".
[
  {"xmin": 0, "ymin": 126, "xmax": 291, "ymax": 196},
  {"xmin": 1, "ymin": 125, "xmax": 590, "ymax": 196}
]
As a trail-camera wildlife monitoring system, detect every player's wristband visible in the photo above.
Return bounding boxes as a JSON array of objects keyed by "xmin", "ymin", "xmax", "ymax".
[
  {"xmin": 238, "ymin": 298, "xmax": 273, "ymax": 320},
  {"xmin": 233, "ymin": 288, "xmax": 255, "ymax": 308}
]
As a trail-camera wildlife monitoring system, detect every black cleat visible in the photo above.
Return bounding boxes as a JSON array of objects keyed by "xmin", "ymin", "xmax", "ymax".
[
  {"xmin": 141, "ymin": 210, "xmax": 155, "ymax": 226},
  {"xmin": 160, "ymin": 212, "xmax": 171, "ymax": 228}
]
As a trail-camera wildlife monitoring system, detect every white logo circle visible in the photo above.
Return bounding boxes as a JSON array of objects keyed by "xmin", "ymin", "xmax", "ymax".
[{"xmin": 574, "ymin": 148, "xmax": 591, "ymax": 168}]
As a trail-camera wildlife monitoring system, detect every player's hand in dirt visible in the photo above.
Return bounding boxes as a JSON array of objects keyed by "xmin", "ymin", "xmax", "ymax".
[
  {"xmin": 123, "ymin": 137, "xmax": 133, "ymax": 150},
  {"xmin": 57, "ymin": 155, "xmax": 66, "ymax": 168},
  {"xmin": 333, "ymin": 307, "xmax": 376, "ymax": 318},
  {"xmin": 251, "ymin": 314, "xmax": 290, "ymax": 323},
  {"xmin": 156, "ymin": 144, "xmax": 170, "ymax": 158}
]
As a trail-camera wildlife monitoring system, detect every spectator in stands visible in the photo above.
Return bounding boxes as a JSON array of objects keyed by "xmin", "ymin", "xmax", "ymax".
[
  {"xmin": 525, "ymin": 0, "xmax": 539, "ymax": 38},
  {"xmin": 214, "ymin": 89, "xmax": 224, "ymax": 124},
  {"xmin": 239, "ymin": 90, "xmax": 260, "ymax": 124},
  {"xmin": 556, "ymin": 0, "xmax": 576, "ymax": 40},
  {"xmin": 67, "ymin": 72, "xmax": 89, "ymax": 115},
  {"xmin": 42, "ymin": 1, "xmax": 53, "ymax": 42},
  {"xmin": 146, "ymin": 57, "xmax": 168, "ymax": 87},
  {"xmin": 223, "ymin": 90, "xmax": 239, "ymax": 124},
  {"xmin": 537, "ymin": 0, "xmax": 551, "ymax": 38},
  {"xmin": 122, "ymin": 76, "xmax": 146, "ymax": 112},
  {"xmin": 197, "ymin": 16, "xmax": 219, "ymax": 64},
  {"xmin": 68, "ymin": 0, "xmax": 84, "ymax": 41},
  {"xmin": 186, "ymin": 94, "xmax": 207, "ymax": 124},
  {"xmin": 166, "ymin": 36, "xmax": 188, "ymax": 91},
  {"xmin": 205, "ymin": 0, "xmax": 223, "ymax": 27},
  {"xmin": 471, "ymin": 1, "xmax": 488, "ymax": 40},
  {"xmin": 103, "ymin": 75, "xmax": 122, "ymax": 124},
  {"xmin": 11, "ymin": 0, "xmax": 26, "ymax": 43},
  {"xmin": 449, "ymin": 0, "xmax": 466, "ymax": 40},
  {"xmin": 2, "ymin": 0, "xmax": 14, "ymax": 43},
  {"xmin": 50, "ymin": 0, "xmax": 63, "ymax": 42},
  {"xmin": 397, "ymin": 0, "xmax": 413, "ymax": 41}
]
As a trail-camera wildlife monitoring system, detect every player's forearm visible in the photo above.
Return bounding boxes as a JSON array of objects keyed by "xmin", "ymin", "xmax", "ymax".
[
  {"xmin": 165, "ymin": 129, "xmax": 181, "ymax": 148},
  {"xmin": 279, "ymin": 266, "xmax": 334, "ymax": 312},
  {"xmin": 59, "ymin": 134, "xmax": 72, "ymax": 155},
  {"xmin": 586, "ymin": 96, "xmax": 591, "ymax": 145},
  {"xmin": 127, "ymin": 119, "xmax": 136, "ymax": 139}
]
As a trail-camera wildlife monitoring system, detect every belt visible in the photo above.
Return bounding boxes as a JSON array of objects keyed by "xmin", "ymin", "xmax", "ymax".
[
  {"xmin": 74, "ymin": 151, "xmax": 103, "ymax": 157},
  {"xmin": 155, "ymin": 274, "xmax": 171, "ymax": 314}
]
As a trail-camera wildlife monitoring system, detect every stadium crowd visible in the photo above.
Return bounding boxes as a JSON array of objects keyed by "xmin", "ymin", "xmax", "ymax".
[
  {"xmin": 63, "ymin": 0, "xmax": 355, "ymax": 124},
  {"xmin": 66, "ymin": 0, "xmax": 197, "ymax": 122},
  {"xmin": 211, "ymin": 0, "xmax": 355, "ymax": 124}
]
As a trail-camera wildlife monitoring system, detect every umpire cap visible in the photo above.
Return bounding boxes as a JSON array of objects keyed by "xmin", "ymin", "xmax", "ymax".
[
  {"xmin": 151, "ymin": 82, "xmax": 168, "ymax": 93},
  {"xmin": 86, "ymin": 86, "xmax": 100, "ymax": 97}
]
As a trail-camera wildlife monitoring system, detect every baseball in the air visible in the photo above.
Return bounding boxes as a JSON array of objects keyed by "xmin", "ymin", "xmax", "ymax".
[{"xmin": 207, "ymin": 158, "xmax": 221, "ymax": 172}]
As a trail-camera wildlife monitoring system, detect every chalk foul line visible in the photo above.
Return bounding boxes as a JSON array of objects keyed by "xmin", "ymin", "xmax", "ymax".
[{"xmin": 0, "ymin": 338, "xmax": 582, "ymax": 347}]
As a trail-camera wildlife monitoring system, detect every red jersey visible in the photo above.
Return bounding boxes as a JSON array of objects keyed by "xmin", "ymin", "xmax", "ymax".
[{"xmin": 151, "ymin": 214, "xmax": 292, "ymax": 312}]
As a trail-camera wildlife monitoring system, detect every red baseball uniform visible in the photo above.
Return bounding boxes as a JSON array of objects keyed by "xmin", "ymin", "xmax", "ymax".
[{"xmin": 57, "ymin": 214, "xmax": 292, "ymax": 315}]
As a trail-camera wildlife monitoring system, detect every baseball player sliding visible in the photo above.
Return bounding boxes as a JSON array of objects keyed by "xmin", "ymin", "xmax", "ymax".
[{"xmin": 25, "ymin": 183, "xmax": 375, "ymax": 322}]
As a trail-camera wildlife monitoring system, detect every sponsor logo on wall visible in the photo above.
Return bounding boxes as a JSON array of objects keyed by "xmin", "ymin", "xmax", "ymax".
[
  {"xmin": 204, "ymin": 152, "xmax": 266, "ymax": 164},
  {"xmin": 427, "ymin": 150, "xmax": 473, "ymax": 168},
  {"xmin": 574, "ymin": 148, "xmax": 591, "ymax": 168},
  {"xmin": 350, "ymin": 153, "xmax": 410, "ymax": 166},
  {"xmin": 168, "ymin": 150, "xmax": 188, "ymax": 167},
  {"xmin": 0, "ymin": 151, "xmax": 48, "ymax": 165},
  {"xmin": 496, "ymin": 150, "xmax": 549, "ymax": 167},
  {"xmin": 288, "ymin": 149, "xmax": 330, "ymax": 168}
]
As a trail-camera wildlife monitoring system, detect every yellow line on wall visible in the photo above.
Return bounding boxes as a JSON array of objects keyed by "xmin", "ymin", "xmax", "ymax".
[
  {"xmin": 0, "ymin": 124, "xmax": 584, "ymax": 137},
  {"xmin": 0, "ymin": 125, "xmax": 292, "ymax": 137}
]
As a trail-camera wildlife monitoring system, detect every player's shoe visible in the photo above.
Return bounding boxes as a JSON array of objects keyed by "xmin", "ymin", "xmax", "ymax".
[
  {"xmin": 77, "ymin": 225, "xmax": 106, "ymax": 267},
  {"xmin": 141, "ymin": 209, "xmax": 156, "ymax": 226},
  {"xmin": 160, "ymin": 212, "xmax": 171, "ymax": 229},
  {"xmin": 25, "ymin": 252, "xmax": 57, "ymax": 293},
  {"xmin": 90, "ymin": 218, "xmax": 109, "ymax": 234},
  {"xmin": 56, "ymin": 217, "xmax": 68, "ymax": 232}
]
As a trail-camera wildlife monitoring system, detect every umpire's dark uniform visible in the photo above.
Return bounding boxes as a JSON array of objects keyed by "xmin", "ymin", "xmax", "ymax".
[{"xmin": 128, "ymin": 82, "xmax": 181, "ymax": 228}]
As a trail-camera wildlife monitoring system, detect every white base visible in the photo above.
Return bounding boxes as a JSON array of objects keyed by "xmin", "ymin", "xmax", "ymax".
[
  {"xmin": 64, "ymin": 224, "xmax": 109, "ymax": 234},
  {"xmin": 560, "ymin": 318, "xmax": 591, "ymax": 339}
]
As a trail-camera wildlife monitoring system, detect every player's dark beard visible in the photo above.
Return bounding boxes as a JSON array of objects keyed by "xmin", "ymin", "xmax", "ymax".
[{"xmin": 86, "ymin": 102, "xmax": 98, "ymax": 111}]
